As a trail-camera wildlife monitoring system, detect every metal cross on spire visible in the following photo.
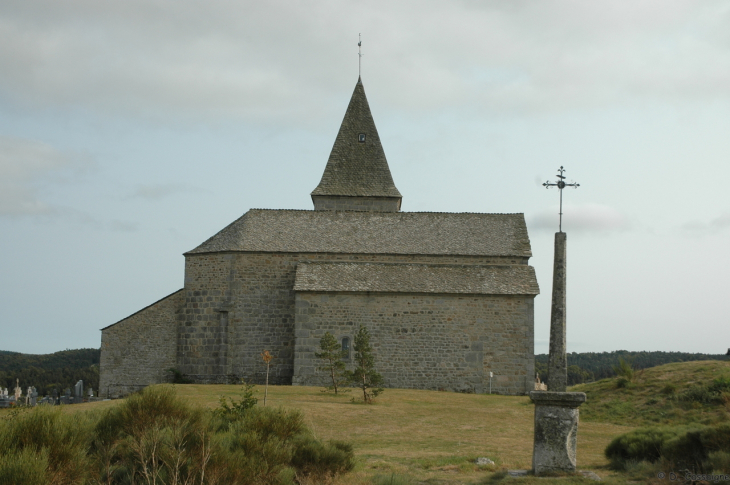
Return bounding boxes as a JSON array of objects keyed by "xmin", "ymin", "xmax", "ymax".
[
  {"xmin": 543, "ymin": 166, "xmax": 580, "ymax": 232},
  {"xmin": 358, "ymin": 33, "xmax": 363, "ymax": 76}
]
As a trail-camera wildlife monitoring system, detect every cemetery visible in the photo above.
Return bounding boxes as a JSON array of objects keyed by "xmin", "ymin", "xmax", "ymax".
[{"xmin": 0, "ymin": 378, "xmax": 104, "ymax": 408}]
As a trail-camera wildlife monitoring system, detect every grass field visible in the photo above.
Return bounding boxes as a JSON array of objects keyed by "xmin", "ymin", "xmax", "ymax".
[
  {"xmin": 7, "ymin": 360, "xmax": 729, "ymax": 484},
  {"xmin": 57, "ymin": 384, "xmax": 632, "ymax": 483}
]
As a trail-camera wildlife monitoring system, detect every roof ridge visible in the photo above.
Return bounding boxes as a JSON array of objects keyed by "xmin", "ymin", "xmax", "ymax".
[{"xmin": 246, "ymin": 208, "xmax": 525, "ymax": 215}]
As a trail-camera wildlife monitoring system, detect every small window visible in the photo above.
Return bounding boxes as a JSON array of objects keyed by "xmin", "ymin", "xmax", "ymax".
[
  {"xmin": 358, "ymin": 133, "xmax": 366, "ymax": 143},
  {"xmin": 341, "ymin": 337, "xmax": 350, "ymax": 359}
]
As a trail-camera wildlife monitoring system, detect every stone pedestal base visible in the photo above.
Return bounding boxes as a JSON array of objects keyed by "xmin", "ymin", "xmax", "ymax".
[{"xmin": 530, "ymin": 391, "xmax": 586, "ymax": 475}]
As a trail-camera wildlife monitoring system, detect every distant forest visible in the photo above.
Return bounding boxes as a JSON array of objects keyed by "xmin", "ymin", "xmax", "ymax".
[
  {"xmin": 0, "ymin": 348, "xmax": 100, "ymax": 395},
  {"xmin": 535, "ymin": 350, "xmax": 730, "ymax": 385}
]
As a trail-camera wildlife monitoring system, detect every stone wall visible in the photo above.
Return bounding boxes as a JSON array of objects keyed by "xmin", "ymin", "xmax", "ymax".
[
  {"xmin": 179, "ymin": 252, "xmax": 528, "ymax": 385},
  {"xmin": 99, "ymin": 290, "xmax": 183, "ymax": 398},
  {"xmin": 292, "ymin": 292, "xmax": 535, "ymax": 395}
]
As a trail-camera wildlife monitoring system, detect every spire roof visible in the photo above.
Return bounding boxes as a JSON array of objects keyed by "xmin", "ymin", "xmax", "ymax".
[{"xmin": 311, "ymin": 78, "xmax": 402, "ymax": 198}]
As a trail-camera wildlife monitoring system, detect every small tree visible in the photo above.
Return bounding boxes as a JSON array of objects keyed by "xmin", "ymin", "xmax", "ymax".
[
  {"xmin": 315, "ymin": 332, "xmax": 347, "ymax": 394},
  {"xmin": 345, "ymin": 326, "xmax": 384, "ymax": 403},
  {"xmin": 261, "ymin": 350, "xmax": 273, "ymax": 406}
]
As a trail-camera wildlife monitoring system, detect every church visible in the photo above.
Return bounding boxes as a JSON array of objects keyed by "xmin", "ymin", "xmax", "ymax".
[{"xmin": 99, "ymin": 77, "xmax": 540, "ymax": 398}]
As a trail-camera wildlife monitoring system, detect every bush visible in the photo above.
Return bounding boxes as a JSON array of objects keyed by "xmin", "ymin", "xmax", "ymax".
[
  {"xmin": 167, "ymin": 367, "xmax": 194, "ymax": 384},
  {"xmin": 605, "ymin": 426, "xmax": 690, "ymax": 466},
  {"xmin": 678, "ymin": 376, "xmax": 730, "ymax": 405},
  {"xmin": 0, "ymin": 404, "xmax": 93, "ymax": 484},
  {"xmin": 0, "ymin": 385, "xmax": 355, "ymax": 485},
  {"xmin": 606, "ymin": 423, "xmax": 730, "ymax": 473},
  {"xmin": 613, "ymin": 358, "xmax": 634, "ymax": 381},
  {"xmin": 291, "ymin": 437, "xmax": 355, "ymax": 479},
  {"xmin": 215, "ymin": 380, "xmax": 258, "ymax": 424},
  {"xmin": 0, "ymin": 447, "xmax": 49, "ymax": 485}
]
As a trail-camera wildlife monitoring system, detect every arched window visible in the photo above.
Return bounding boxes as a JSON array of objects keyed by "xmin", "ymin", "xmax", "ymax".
[{"xmin": 341, "ymin": 337, "xmax": 350, "ymax": 359}]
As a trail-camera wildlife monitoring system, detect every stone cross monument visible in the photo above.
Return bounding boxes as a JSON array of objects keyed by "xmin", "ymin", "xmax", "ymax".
[{"xmin": 530, "ymin": 166, "xmax": 586, "ymax": 475}]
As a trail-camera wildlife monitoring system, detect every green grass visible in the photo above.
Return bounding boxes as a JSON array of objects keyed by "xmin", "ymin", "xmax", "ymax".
[{"xmin": 573, "ymin": 360, "xmax": 730, "ymax": 427}]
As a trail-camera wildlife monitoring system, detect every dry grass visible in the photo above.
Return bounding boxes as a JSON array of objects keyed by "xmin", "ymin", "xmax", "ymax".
[
  {"xmin": 173, "ymin": 385, "xmax": 630, "ymax": 483},
  {"xmin": 3, "ymin": 384, "xmax": 634, "ymax": 483},
  {"xmin": 13, "ymin": 361, "xmax": 725, "ymax": 483}
]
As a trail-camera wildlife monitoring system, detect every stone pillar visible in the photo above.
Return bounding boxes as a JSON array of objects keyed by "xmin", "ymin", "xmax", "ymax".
[
  {"xmin": 530, "ymin": 391, "xmax": 586, "ymax": 474},
  {"xmin": 547, "ymin": 232, "xmax": 567, "ymax": 392}
]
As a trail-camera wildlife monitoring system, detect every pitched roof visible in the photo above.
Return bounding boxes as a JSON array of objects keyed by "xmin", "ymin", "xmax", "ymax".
[
  {"xmin": 293, "ymin": 262, "xmax": 539, "ymax": 295},
  {"xmin": 311, "ymin": 78, "xmax": 402, "ymax": 198},
  {"xmin": 186, "ymin": 209, "xmax": 532, "ymax": 257}
]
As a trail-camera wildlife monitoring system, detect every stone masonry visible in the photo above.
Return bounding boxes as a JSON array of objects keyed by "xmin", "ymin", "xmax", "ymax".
[
  {"xmin": 100, "ymin": 290, "xmax": 183, "ymax": 397},
  {"xmin": 177, "ymin": 251, "xmax": 535, "ymax": 388},
  {"xmin": 293, "ymin": 292, "xmax": 535, "ymax": 394}
]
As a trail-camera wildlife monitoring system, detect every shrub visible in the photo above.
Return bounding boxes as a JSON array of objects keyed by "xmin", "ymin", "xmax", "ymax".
[
  {"xmin": 291, "ymin": 437, "xmax": 355, "ymax": 479},
  {"xmin": 0, "ymin": 385, "xmax": 356, "ymax": 485},
  {"xmin": 0, "ymin": 404, "xmax": 93, "ymax": 483},
  {"xmin": 707, "ymin": 451, "xmax": 730, "ymax": 473},
  {"xmin": 605, "ymin": 426, "xmax": 689, "ymax": 466},
  {"xmin": 606, "ymin": 423, "xmax": 730, "ymax": 473},
  {"xmin": 616, "ymin": 377, "xmax": 631, "ymax": 389},
  {"xmin": 0, "ymin": 447, "xmax": 49, "ymax": 485},
  {"xmin": 613, "ymin": 357, "xmax": 634, "ymax": 381},
  {"xmin": 679, "ymin": 378, "xmax": 730, "ymax": 405},
  {"xmin": 215, "ymin": 380, "xmax": 258, "ymax": 424},
  {"xmin": 660, "ymin": 384, "xmax": 677, "ymax": 396},
  {"xmin": 167, "ymin": 367, "xmax": 194, "ymax": 384}
]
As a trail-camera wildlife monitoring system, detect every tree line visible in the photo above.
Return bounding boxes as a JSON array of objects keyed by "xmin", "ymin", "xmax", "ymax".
[
  {"xmin": 0, "ymin": 348, "xmax": 100, "ymax": 394},
  {"xmin": 535, "ymin": 350, "xmax": 730, "ymax": 386}
]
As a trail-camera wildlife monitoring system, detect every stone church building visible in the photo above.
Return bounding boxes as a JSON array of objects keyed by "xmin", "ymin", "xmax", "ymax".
[{"xmin": 99, "ymin": 78, "xmax": 540, "ymax": 398}]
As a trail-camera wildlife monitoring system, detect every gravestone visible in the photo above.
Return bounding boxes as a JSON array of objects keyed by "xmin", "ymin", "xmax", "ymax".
[
  {"xmin": 74, "ymin": 380, "xmax": 84, "ymax": 404},
  {"xmin": 61, "ymin": 388, "xmax": 71, "ymax": 405}
]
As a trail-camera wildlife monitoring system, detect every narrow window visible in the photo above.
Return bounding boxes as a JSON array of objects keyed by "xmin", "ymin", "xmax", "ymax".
[
  {"xmin": 341, "ymin": 337, "xmax": 350, "ymax": 359},
  {"xmin": 358, "ymin": 133, "xmax": 366, "ymax": 143}
]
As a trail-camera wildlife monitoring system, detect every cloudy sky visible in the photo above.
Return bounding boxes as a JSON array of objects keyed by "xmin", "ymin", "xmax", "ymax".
[{"xmin": 1, "ymin": 1, "xmax": 729, "ymax": 355}]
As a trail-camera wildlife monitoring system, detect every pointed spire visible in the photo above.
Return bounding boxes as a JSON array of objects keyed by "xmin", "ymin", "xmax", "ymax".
[{"xmin": 311, "ymin": 78, "xmax": 402, "ymax": 211}]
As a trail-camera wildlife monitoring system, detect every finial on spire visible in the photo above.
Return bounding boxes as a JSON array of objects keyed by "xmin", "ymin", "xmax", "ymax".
[{"xmin": 358, "ymin": 33, "xmax": 363, "ymax": 77}]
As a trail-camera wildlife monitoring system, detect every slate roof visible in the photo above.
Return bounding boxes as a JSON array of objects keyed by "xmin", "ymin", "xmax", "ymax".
[
  {"xmin": 311, "ymin": 77, "xmax": 402, "ymax": 198},
  {"xmin": 187, "ymin": 209, "xmax": 532, "ymax": 257},
  {"xmin": 293, "ymin": 262, "xmax": 539, "ymax": 295}
]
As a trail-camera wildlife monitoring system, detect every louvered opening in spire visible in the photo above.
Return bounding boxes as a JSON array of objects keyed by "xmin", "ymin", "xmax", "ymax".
[{"xmin": 311, "ymin": 77, "xmax": 402, "ymax": 212}]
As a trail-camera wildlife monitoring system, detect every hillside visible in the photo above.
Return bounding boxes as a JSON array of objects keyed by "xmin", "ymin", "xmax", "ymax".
[
  {"xmin": 0, "ymin": 348, "xmax": 100, "ymax": 394},
  {"xmin": 573, "ymin": 359, "xmax": 730, "ymax": 427}
]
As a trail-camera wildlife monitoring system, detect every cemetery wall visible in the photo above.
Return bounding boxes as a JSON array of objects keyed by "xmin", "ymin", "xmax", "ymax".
[
  {"xmin": 292, "ymin": 292, "xmax": 535, "ymax": 395},
  {"xmin": 99, "ymin": 289, "xmax": 183, "ymax": 398},
  {"xmin": 179, "ymin": 252, "xmax": 525, "ymax": 387}
]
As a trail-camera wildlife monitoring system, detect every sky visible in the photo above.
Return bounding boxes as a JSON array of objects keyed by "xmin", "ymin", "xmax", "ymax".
[{"xmin": 1, "ymin": 0, "xmax": 729, "ymax": 356}]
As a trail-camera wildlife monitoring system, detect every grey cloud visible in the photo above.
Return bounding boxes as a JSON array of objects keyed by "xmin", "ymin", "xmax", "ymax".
[
  {"xmin": 1, "ymin": 1, "xmax": 729, "ymax": 124},
  {"xmin": 528, "ymin": 203, "xmax": 631, "ymax": 234}
]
